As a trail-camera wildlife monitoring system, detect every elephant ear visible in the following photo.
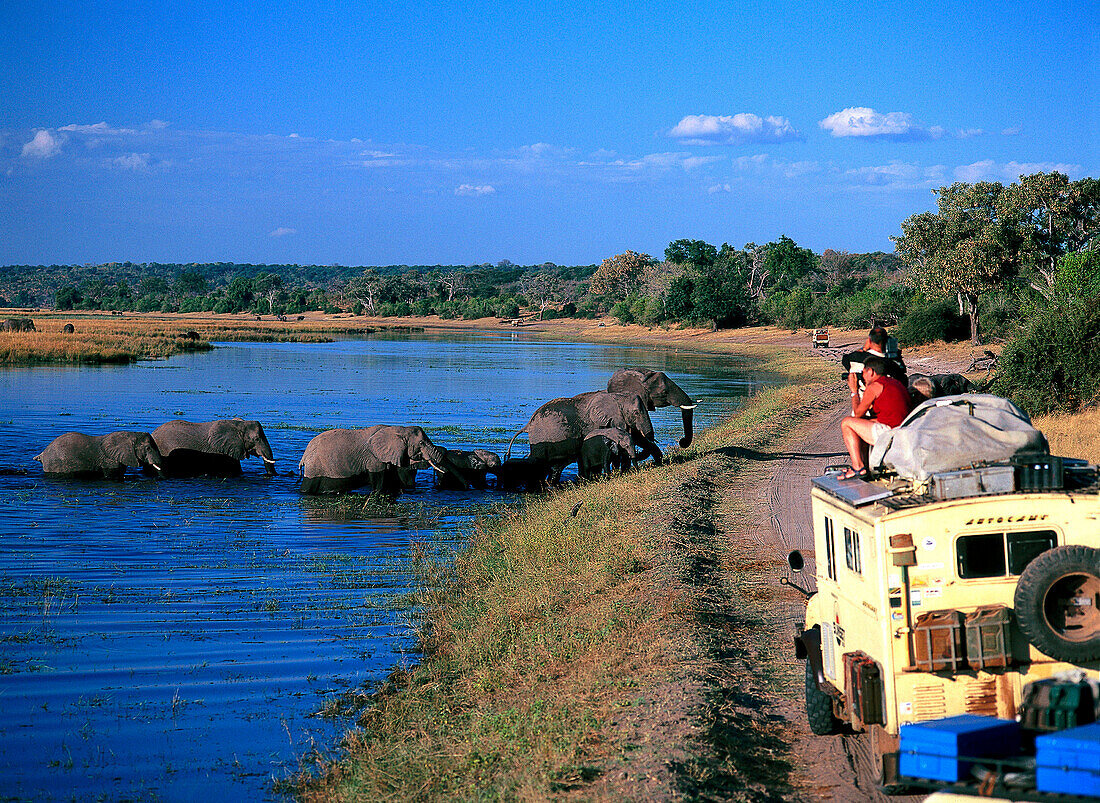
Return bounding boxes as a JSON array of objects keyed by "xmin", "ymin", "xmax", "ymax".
[
  {"xmin": 210, "ymin": 420, "xmax": 247, "ymax": 459},
  {"xmin": 104, "ymin": 431, "xmax": 139, "ymax": 467},
  {"xmin": 368, "ymin": 426, "xmax": 411, "ymax": 466}
]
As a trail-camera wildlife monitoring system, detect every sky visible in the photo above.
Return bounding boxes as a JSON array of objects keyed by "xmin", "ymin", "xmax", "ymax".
[{"xmin": 1, "ymin": 0, "xmax": 1097, "ymax": 267}]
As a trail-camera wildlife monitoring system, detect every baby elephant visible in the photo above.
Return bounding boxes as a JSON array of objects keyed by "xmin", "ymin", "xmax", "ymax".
[
  {"xmin": 435, "ymin": 449, "xmax": 501, "ymax": 490},
  {"xmin": 35, "ymin": 431, "xmax": 163, "ymax": 479},
  {"xmin": 579, "ymin": 427, "xmax": 633, "ymax": 480}
]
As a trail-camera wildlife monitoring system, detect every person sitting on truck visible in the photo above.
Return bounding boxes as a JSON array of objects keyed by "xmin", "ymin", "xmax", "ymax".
[
  {"xmin": 842, "ymin": 326, "xmax": 907, "ymax": 413},
  {"xmin": 839, "ymin": 356, "xmax": 912, "ymax": 479}
]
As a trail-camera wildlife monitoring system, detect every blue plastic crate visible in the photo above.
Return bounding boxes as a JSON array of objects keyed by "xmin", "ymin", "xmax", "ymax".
[
  {"xmin": 899, "ymin": 715, "xmax": 1020, "ymax": 783},
  {"xmin": 1036, "ymin": 722, "xmax": 1100, "ymax": 796}
]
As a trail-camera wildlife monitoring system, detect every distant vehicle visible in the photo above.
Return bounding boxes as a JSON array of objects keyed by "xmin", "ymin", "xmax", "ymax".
[
  {"xmin": 812, "ymin": 327, "xmax": 830, "ymax": 348},
  {"xmin": 788, "ymin": 434, "xmax": 1100, "ymax": 796}
]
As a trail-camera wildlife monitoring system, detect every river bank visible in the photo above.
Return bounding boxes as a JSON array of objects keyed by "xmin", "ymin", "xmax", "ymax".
[{"xmin": 283, "ymin": 321, "xmax": 1098, "ymax": 801}]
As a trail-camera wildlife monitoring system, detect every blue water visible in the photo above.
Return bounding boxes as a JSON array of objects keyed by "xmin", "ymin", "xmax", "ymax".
[{"xmin": 0, "ymin": 331, "xmax": 770, "ymax": 801}]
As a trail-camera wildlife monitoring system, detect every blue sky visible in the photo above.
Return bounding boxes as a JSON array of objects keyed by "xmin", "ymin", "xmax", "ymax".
[{"xmin": 1, "ymin": 0, "xmax": 1096, "ymax": 266}]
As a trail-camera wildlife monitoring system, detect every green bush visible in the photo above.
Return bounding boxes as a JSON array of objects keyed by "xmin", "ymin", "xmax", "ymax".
[
  {"xmin": 496, "ymin": 299, "xmax": 521, "ymax": 319},
  {"xmin": 610, "ymin": 300, "xmax": 634, "ymax": 324},
  {"xmin": 412, "ymin": 298, "xmax": 433, "ymax": 317},
  {"xmin": 992, "ymin": 300, "xmax": 1100, "ymax": 414},
  {"xmin": 893, "ymin": 299, "xmax": 969, "ymax": 346}
]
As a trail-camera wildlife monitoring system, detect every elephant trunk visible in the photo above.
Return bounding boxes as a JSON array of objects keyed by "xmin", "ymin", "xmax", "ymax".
[
  {"xmin": 678, "ymin": 404, "xmax": 696, "ymax": 449},
  {"xmin": 423, "ymin": 443, "xmax": 470, "ymax": 489},
  {"xmin": 253, "ymin": 437, "xmax": 276, "ymax": 474}
]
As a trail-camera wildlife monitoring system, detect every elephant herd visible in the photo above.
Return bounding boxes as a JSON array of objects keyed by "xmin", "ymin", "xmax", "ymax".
[{"xmin": 33, "ymin": 368, "xmax": 698, "ymax": 499}]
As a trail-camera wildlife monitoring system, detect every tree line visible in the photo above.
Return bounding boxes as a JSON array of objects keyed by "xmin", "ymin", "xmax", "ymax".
[{"xmin": 1, "ymin": 171, "xmax": 1096, "ymax": 413}]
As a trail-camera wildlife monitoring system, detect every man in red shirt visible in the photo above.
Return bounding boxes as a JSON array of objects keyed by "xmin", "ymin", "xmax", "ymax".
[{"xmin": 839, "ymin": 356, "xmax": 911, "ymax": 479}]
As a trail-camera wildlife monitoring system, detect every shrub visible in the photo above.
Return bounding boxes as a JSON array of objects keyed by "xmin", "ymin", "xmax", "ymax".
[
  {"xmin": 992, "ymin": 300, "xmax": 1100, "ymax": 415},
  {"xmin": 610, "ymin": 300, "xmax": 634, "ymax": 324},
  {"xmin": 496, "ymin": 299, "xmax": 521, "ymax": 319},
  {"xmin": 412, "ymin": 298, "xmax": 433, "ymax": 317},
  {"xmin": 893, "ymin": 299, "xmax": 969, "ymax": 346}
]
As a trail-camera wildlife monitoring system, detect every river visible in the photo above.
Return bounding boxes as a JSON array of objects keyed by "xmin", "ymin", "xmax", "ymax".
[{"xmin": 0, "ymin": 331, "xmax": 772, "ymax": 801}]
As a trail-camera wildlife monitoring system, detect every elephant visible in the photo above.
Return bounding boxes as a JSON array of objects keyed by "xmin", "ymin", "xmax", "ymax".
[
  {"xmin": 433, "ymin": 449, "xmax": 502, "ymax": 490},
  {"xmin": 298, "ymin": 425, "xmax": 468, "ymax": 498},
  {"xmin": 62, "ymin": 323, "xmax": 75, "ymax": 334},
  {"xmin": 908, "ymin": 373, "xmax": 976, "ymax": 404},
  {"xmin": 151, "ymin": 418, "xmax": 276, "ymax": 477},
  {"xmin": 2, "ymin": 317, "xmax": 35, "ymax": 332},
  {"xmin": 35, "ymin": 431, "xmax": 163, "ymax": 479},
  {"xmin": 579, "ymin": 427, "xmax": 633, "ymax": 479},
  {"xmin": 495, "ymin": 457, "xmax": 550, "ymax": 492},
  {"xmin": 607, "ymin": 368, "xmax": 697, "ymax": 448},
  {"xmin": 506, "ymin": 390, "xmax": 662, "ymax": 485}
]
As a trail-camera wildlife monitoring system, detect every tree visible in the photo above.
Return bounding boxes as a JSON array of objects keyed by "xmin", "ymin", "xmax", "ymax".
[
  {"xmin": 762, "ymin": 235, "xmax": 818, "ymax": 295},
  {"xmin": 894, "ymin": 181, "xmax": 1019, "ymax": 344},
  {"xmin": 518, "ymin": 272, "xmax": 563, "ymax": 319},
  {"xmin": 346, "ymin": 270, "xmax": 383, "ymax": 314},
  {"xmin": 55, "ymin": 285, "xmax": 81, "ymax": 310},
  {"xmin": 175, "ymin": 270, "xmax": 208, "ymax": 296},
  {"xmin": 664, "ymin": 239, "xmax": 718, "ymax": 270},
  {"xmin": 590, "ymin": 251, "xmax": 655, "ymax": 301},
  {"xmin": 1001, "ymin": 173, "xmax": 1100, "ymax": 296},
  {"xmin": 253, "ymin": 273, "xmax": 284, "ymax": 312}
]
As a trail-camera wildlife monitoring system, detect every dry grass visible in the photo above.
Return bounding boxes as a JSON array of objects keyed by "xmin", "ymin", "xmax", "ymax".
[
  {"xmin": 289, "ymin": 368, "xmax": 825, "ymax": 801},
  {"xmin": 1032, "ymin": 408, "xmax": 1100, "ymax": 464},
  {"xmin": 0, "ymin": 311, "xmax": 423, "ymax": 364}
]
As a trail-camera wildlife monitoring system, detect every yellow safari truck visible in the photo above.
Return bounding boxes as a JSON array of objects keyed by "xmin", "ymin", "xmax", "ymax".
[{"xmin": 790, "ymin": 456, "xmax": 1100, "ymax": 794}]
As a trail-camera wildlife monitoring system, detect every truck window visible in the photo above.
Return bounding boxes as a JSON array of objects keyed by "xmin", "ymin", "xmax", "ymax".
[
  {"xmin": 824, "ymin": 517, "xmax": 837, "ymax": 581},
  {"xmin": 956, "ymin": 530, "xmax": 1058, "ymax": 579},
  {"xmin": 844, "ymin": 526, "xmax": 862, "ymax": 574}
]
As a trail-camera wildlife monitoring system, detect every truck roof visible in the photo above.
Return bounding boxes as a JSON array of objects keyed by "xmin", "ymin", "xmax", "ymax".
[{"xmin": 812, "ymin": 459, "xmax": 1100, "ymax": 515}]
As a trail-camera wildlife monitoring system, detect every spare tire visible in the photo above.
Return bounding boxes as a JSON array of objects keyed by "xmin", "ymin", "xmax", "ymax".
[{"xmin": 1014, "ymin": 545, "xmax": 1100, "ymax": 663}]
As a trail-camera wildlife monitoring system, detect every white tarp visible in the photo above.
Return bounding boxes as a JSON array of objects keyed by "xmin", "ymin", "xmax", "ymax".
[{"xmin": 869, "ymin": 393, "xmax": 1049, "ymax": 481}]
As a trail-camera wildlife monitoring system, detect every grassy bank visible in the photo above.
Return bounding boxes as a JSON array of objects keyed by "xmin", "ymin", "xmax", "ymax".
[
  {"xmin": 0, "ymin": 312, "xmax": 421, "ymax": 364},
  {"xmin": 290, "ymin": 371, "xmax": 827, "ymax": 801}
]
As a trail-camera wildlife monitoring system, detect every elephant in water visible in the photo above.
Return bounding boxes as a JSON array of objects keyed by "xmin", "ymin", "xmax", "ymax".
[
  {"xmin": 151, "ymin": 418, "xmax": 276, "ymax": 477},
  {"xmin": 35, "ymin": 431, "xmax": 163, "ymax": 479},
  {"xmin": 607, "ymin": 368, "xmax": 697, "ymax": 448},
  {"xmin": 299, "ymin": 425, "xmax": 468, "ymax": 498},
  {"xmin": 579, "ymin": 427, "xmax": 633, "ymax": 479},
  {"xmin": 434, "ymin": 449, "xmax": 502, "ymax": 490},
  {"xmin": 506, "ymin": 390, "xmax": 662, "ymax": 485}
]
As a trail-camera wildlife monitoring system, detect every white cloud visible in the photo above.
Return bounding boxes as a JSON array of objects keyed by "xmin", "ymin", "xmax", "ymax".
[
  {"xmin": 22, "ymin": 129, "xmax": 63, "ymax": 158},
  {"xmin": 954, "ymin": 160, "xmax": 996, "ymax": 182},
  {"xmin": 669, "ymin": 113, "xmax": 800, "ymax": 145},
  {"xmin": 682, "ymin": 155, "xmax": 724, "ymax": 170},
  {"xmin": 1003, "ymin": 160, "xmax": 1081, "ymax": 179},
  {"xmin": 844, "ymin": 161, "xmax": 946, "ymax": 189},
  {"xmin": 59, "ymin": 122, "xmax": 137, "ymax": 135},
  {"xmin": 820, "ymin": 107, "xmax": 919, "ymax": 138},
  {"xmin": 455, "ymin": 184, "xmax": 496, "ymax": 196},
  {"xmin": 270, "ymin": 227, "xmax": 297, "ymax": 237},
  {"xmin": 708, "ymin": 183, "xmax": 733, "ymax": 194},
  {"xmin": 954, "ymin": 159, "xmax": 1082, "ymax": 183},
  {"xmin": 111, "ymin": 153, "xmax": 151, "ymax": 170}
]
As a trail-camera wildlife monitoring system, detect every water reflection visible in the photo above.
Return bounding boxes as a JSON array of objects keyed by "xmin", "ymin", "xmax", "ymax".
[{"xmin": 0, "ymin": 332, "xmax": 771, "ymax": 801}]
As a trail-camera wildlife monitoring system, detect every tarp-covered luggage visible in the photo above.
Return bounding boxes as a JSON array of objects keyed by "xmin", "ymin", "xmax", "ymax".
[{"xmin": 869, "ymin": 394, "xmax": 1048, "ymax": 481}]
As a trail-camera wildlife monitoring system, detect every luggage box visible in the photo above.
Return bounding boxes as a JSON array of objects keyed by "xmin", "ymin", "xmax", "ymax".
[
  {"xmin": 928, "ymin": 465, "xmax": 1015, "ymax": 500},
  {"xmin": 1036, "ymin": 722, "xmax": 1100, "ymax": 796},
  {"xmin": 899, "ymin": 715, "xmax": 1020, "ymax": 783}
]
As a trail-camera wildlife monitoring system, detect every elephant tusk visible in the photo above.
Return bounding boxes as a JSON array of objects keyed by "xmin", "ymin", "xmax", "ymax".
[
  {"xmin": 262, "ymin": 457, "xmax": 276, "ymax": 465},
  {"xmin": 680, "ymin": 403, "xmax": 699, "ymax": 410},
  {"xmin": 427, "ymin": 459, "xmax": 447, "ymax": 473},
  {"xmin": 151, "ymin": 463, "xmax": 163, "ymax": 472}
]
